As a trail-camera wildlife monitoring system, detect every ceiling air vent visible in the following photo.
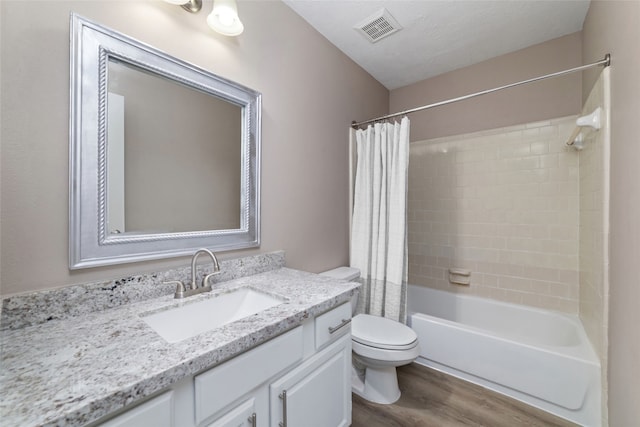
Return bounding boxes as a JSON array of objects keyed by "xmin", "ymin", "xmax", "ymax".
[{"xmin": 355, "ymin": 8, "xmax": 402, "ymax": 43}]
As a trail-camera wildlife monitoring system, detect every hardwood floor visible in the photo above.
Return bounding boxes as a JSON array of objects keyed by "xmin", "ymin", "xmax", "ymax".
[{"xmin": 351, "ymin": 363, "xmax": 578, "ymax": 427}]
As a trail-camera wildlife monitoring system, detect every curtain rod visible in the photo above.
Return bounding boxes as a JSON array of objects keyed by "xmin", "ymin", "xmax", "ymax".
[{"xmin": 351, "ymin": 54, "xmax": 611, "ymax": 129}]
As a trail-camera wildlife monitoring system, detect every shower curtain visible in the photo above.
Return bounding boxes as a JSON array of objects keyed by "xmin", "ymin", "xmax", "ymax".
[{"xmin": 350, "ymin": 117, "xmax": 410, "ymax": 324}]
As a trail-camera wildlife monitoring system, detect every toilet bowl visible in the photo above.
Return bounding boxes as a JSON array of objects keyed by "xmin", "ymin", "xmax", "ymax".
[{"xmin": 320, "ymin": 267, "xmax": 419, "ymax": 404}]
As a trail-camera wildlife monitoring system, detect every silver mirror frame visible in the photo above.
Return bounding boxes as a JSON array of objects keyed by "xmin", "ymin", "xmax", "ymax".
[{"xmin": 69, "ymin": 14, "xmax": 261, "ymax": 269}]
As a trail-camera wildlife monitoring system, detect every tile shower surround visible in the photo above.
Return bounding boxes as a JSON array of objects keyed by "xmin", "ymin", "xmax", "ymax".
[
  {"xmin": 408, "ymin": 117, "xmax": 581, "ymax": 313},
  {"xmin": 579, "ymin": 70, "xmax": 609, "ymax": 362},
  {"xmin": 578, "ymin": 69, "xmax": 610, "ymax": 427}
]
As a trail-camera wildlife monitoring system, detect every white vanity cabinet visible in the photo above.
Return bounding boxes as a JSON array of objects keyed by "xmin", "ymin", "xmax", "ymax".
[
  {"xmin": 203, "ymin": 394, "xmax": 264, "ymax": 427},
  {"xmin": 200, "ymin": 303, "xmax": 352, "ymax": 427},
  {"xmin": 194, "ymin": 326, "xmax": 305, "ymax": 426},
  {"xmin": 99, "ymin": 391, "xmax": 174, "ymax": 427},
  {"xmin": 266, "ymin": 302, "xmax": 352, "ymax": 427},
  {"xmin": 97, "ymin": 303, "xmax": 352, "ymax": 427}
]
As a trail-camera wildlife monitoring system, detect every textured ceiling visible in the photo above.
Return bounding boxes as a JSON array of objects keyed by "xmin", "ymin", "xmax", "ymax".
[{"xmin": 284, "ymin": 0, "xmax": 591, "ymax": 90}]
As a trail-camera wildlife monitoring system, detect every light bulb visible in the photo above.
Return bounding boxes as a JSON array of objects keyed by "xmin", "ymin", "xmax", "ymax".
[
  {"xmin": 207, "ymin": 0, "xmax": 244, "ymax": 36},
  {"xmin": 217, "ymin": 10, "xmax": 235, "ymax": 27}
]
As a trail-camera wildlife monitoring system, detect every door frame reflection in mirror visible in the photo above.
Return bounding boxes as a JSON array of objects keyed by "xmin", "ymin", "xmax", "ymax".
[{"xmin": 69, "ymin": 14, "xmax": 261, "ymax": 269}]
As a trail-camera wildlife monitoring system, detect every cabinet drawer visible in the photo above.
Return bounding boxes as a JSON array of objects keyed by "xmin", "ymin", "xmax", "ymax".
[
  {"xmin": 315, "ymin": 303, "xmax": 351, "ymax": 349},
  {"xmin": 100, "ymin": 391, "xmax": 173, "ymax": 427},
  {"xmin": 195, "ymin": 327, "xmax": 303, "ymax": 424}
]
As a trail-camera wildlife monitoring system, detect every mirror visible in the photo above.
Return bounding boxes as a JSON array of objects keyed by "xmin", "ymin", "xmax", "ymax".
[
  {"xmin": 70, "ymin": 14, "xmax": 261, "ymax": 269},
  {"xmin": 106, "ymin": 59, "xmax": 242, "ymax": 234}
]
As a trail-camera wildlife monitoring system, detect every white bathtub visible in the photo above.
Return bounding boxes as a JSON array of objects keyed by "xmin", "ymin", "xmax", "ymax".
[{"xmin": 408, "ymin": 285, "xmax": 601, "ymax": 427}]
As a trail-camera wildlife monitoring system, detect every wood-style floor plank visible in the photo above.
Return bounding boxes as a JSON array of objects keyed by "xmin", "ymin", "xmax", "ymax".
[{"xmin": 352, "ymin": 363, "xmax": 578, "ymax": 427}]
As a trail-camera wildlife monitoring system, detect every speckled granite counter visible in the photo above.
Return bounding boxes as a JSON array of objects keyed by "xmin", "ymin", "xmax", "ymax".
[{"xmin": 0, "ymin": 267, "xmax": 359, "ymax": 426}]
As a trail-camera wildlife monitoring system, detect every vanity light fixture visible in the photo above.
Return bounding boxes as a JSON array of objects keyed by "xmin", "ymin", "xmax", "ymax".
[
  {"xmin": 164, "ymin": 0, "xmax": 202, "ymax": 14},
  {"xmin": 164, "ymin": 0, "xmax": 244, "ymax": 36}
]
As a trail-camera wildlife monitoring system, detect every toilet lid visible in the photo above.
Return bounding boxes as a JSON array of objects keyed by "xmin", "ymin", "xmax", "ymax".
[{"xmin": 351, "ymin": 314, "xmax": 418, "ymax": 350}]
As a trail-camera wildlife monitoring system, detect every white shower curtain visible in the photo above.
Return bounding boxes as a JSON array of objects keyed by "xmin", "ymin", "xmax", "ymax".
[{"xmin": 350, "ymin": 117, "xmax": 410, "ymax": 323}]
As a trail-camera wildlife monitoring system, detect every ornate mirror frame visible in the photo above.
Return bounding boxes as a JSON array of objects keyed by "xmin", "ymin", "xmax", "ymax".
[{"xmin": 69, "ymin": 14, "xmax": 261, "ymax": 269}]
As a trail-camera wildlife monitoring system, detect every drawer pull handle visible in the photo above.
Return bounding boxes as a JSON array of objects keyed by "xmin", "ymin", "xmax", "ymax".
[
  {"xmin": 248, "ymin": 412, "xmax": 256, "ymax": 427},
  {"xmin": 328, "ymin": 318, "xmax": 351, "ymax": 334},
  {"xmin": 279, "ymin": 390, "xmax": 288, "ymax": 427}
]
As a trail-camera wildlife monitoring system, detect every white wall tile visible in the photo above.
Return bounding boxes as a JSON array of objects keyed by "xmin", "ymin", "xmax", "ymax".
[
  {"xmin": 578, "ymin": 71, "xmax": 610, "ymax": 367},
  {"xmin": 408, "ymin": 116, "xmax": 580, "ymax": 313}
]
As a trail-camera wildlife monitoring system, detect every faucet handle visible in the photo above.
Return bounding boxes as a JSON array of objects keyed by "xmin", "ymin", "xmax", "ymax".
[
  {"xmin": 164, "ymin": 280, "xmax": 186, "ymax": 299},
  {"xmin": 202, "ymin": 271, "xmax": 221, "ymax": 288}
]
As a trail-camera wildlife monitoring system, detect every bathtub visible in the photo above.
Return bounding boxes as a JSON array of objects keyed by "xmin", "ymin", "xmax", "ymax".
[{"xmin": 408, "ymin": 285, "xmax": 601, "ymax": 427}]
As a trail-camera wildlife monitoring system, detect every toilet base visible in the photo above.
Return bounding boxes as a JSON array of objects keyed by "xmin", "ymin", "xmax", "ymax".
[{"xmin": 351, "ymin": 365, "xmax": 401, "ymax": 404}]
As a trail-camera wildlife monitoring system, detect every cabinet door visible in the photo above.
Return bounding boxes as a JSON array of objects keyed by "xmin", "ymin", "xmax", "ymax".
[
  {"xmin": 203, "ymin": 386, "xmax": 269, "ymax": 427},
  {"xmin": 99, "ymin": 391, "xmax": 173, "ymax": 427},
  {"xmin": 206, "ymin": 397, "xmax": 259, "ymax": 427},
  {"xmin": 195, "ymin": 327, "xmax": 303, "ymax": 425},
  {"xmin": 270, "ymin": 335, "xmax": 351, "ymax": 427}
]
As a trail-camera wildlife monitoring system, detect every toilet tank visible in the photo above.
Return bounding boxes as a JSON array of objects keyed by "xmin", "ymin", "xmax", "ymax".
[
  {"xmin": 320, "ymin": 267, "xmax": 360, "ymax": 282},
  {"xmin": 319, "ymin": 267, "xmax": 360, "ymax": 313}
]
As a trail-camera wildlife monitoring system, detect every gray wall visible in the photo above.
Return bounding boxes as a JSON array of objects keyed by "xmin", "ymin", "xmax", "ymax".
[
  {"xmin": 582, "ymin": 1, "xmax": 640, "ymax": 424},
  {"xmin": 390, "ymin": 32, "xmax": 583, "ymax": 141},
  {"xmin": 0, "ymin": 0, "xmax": 388, "ymax": 296}
]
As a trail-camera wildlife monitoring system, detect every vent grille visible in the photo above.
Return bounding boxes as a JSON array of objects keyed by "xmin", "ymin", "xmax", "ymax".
[{"xmin": 355, "ymin": 9, "xmax": 402, "ymax": 43}]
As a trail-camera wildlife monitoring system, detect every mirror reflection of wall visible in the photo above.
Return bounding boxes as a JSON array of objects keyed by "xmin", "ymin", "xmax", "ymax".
[{"xmin": 107, "ymin": 59, "xmax": 242, "ymax": 234}]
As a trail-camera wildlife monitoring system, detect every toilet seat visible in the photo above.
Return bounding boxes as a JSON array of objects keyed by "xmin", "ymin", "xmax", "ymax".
[
  {"xmin": 352, "ymin": 314, "xmax": 418, "ymax": 350},
  {"xmin": 352, "ymin": 339, "xmax": 420, "ymax": 365}
]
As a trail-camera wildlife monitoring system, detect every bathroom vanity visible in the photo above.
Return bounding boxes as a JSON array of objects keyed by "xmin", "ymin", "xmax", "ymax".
[
  {"xmin": 0, "ymin": 257, "xmax": 358, "ymax": 427},
  {"xmin": 101, "ymin": 304, "xmax": 351, "ymax": 427}
]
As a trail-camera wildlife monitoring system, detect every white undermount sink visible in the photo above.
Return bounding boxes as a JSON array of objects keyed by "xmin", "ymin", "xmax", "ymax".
[{"xmin": 142, "ymin": 288, "xmax": 285, "ymax": 343}]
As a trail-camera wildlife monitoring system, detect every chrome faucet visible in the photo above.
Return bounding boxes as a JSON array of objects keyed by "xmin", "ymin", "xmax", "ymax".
[{"xmin": 168, "ymin": 248, "xmax": 221, "ymax": 299}]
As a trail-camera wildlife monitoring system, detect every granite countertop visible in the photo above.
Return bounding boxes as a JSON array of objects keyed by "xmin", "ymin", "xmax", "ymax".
[{"xmin": 0, "ymin": 267, "xmax": 359, "ymax": 426}]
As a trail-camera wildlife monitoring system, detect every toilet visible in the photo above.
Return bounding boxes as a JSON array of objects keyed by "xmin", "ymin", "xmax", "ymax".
[{"xmin": 320, "ymin": 267, "xmax": 419, "ymax": 404}]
